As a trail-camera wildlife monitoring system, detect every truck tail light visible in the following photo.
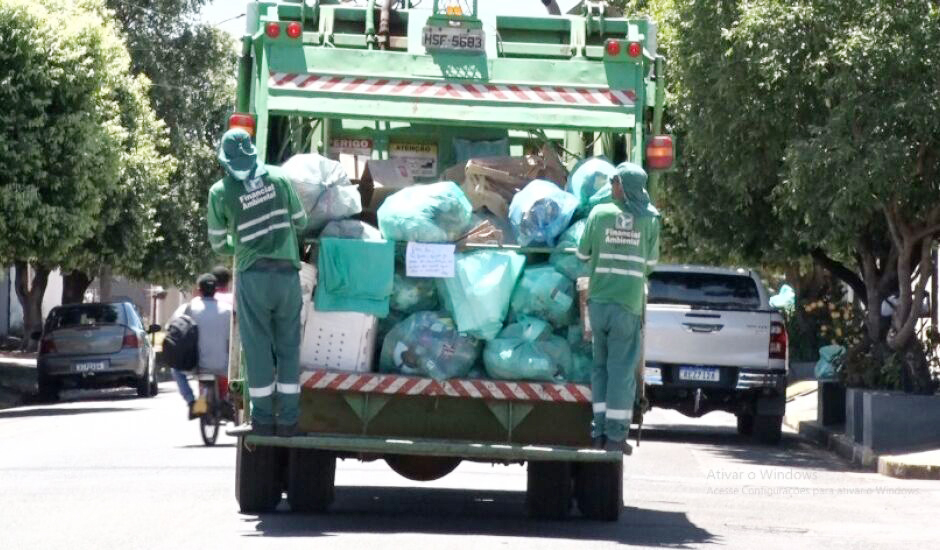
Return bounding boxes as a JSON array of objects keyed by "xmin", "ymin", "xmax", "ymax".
[
  {"xmin": 40, "ymin": 337, "xmax": 56, "ymax": 355},
  {"xmin": 122, "ymin": 330, "xmax": 139, "ymax": 349},
  {"xmin": 605, "ymin": 40, "xmax": 621, "ymax": 56},
  {"xmin": 228, "ymin": 113, "xmax": 256, "ymax": 137},
  {"xmin": 627, "ymin": 41, "xmax": 642, "ymax": 58},
  {"xmin": 646, "ymin": 135, "xmax": 674, "ymax": 171},
  {"xmin": 265, "ymin": 22, "xmax": 281, "ymax": 39},
  {"xmin": 769, "ymin": 321, "xmax": 787, "ymax": 360},
  {"xmin": 286, "ymin": 22, "xmax": 302, "ymax": 39}
]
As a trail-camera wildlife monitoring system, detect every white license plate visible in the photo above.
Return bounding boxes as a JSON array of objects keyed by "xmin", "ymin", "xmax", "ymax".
[
  {"xmin": 74, "ymin": 361, "xmax": 108, "ymax": 373},
  {"xmin": 678, "ymin": 366, "xmax": 720, "ymax": 382},
  {"xmin": 422, "ymin": 26, "xmax": 485, "ymax": 52}
]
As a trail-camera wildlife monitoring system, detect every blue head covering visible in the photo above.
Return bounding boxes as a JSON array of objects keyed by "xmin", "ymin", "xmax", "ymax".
[
  {"xmin": 611, "ymin": 162, "xmax": 659, "ymax": 218},
  {"xmin": 218, "ymin": 129, "xmax": 260, "ymax": 182}
]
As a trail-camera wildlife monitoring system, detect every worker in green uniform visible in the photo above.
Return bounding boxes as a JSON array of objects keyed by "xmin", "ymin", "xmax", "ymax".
[
  {"xmin": 207, "ymin": 129, "xmax": 308, "ymax": 437},
  {"xmin": 577, "ymin": 161, "xmax": 660, "ymax": 453}
]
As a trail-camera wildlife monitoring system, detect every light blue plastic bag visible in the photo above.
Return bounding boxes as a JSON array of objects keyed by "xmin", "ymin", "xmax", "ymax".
[
  {"xmin": 378, "ymin": 181, "xmax": 474, "ymax": 243},
  {"xmin": 566, "ymin": 156, "xmax": 616, "ymax": 214},
  {"xmin": 508, "ymin": 179, "xmax": 579, "ymax": 247},
  {"xmin": 549, "ymin": 219, "xmax": 589, "ymax": 281},
  {"xmin": 437, "ymin": 250, "xmax": 526, "ymax": 340},
  {"xmin": 379, "ymin": 311, "xmax": 481, "ymax": 380},
  {"xmin": 815, "ymin": 344, "xmax": 845, "ymax": 381},
  {"xmin": 483, "ymin": 318, "xmax": 572, "ymax": 382},
  {"xmin": 769, "ymin": 284, "xmax": 796, "ymax": 312},
  {"xmin": 510, "ymin": 265, "xmax": 575, "ymax": 328}
]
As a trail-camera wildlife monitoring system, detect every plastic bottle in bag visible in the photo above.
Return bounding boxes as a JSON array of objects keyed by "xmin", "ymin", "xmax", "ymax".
[
  {"xmin": 508, "ymin": 179, "xmax": 579, "ymax": 247},
  {"xmin": 379, "ymin": 311, "xmax": 481, "ymax": 380}
]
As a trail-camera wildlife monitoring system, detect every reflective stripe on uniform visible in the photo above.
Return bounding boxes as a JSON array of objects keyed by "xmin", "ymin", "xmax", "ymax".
[
  {"xmin": 599, "ymin": 253, "xmax": 646, "ymax": 264},
  {"xmin": 208, "ymin": 228, "xmax": 228, "ymax": 236},
  {"xmin": 593, "ymin": 402, "xmax": 607, "ymax": 413},
  {"xmin": 277, "ymin": 382, "xmax": 300, "ymax": 394},
  {"xmin": 576, "ymin": 251, "xmax": 591, "ymax": 261},
  {"xmin": 647, "ymin": 259, "xmax": 658, "ymax": 266},
  {"xmin": 606, "ymin": 409, "xmax": 629, "ymax": 420},
  {"xmin": 595, "ymin": 267, "xmax": 645, "ymax": 278},
  {"xmin": 237, "ymin": 208, "xmax": 288, "ymax": 232},
  {"xmin": 240, "ymin": 221, "xmax": 292, "ymax": 243},
  {"xmin": 248, "ymin": 382, "xmax": 275, "ymax": 398},
  {"xmin": 291, "ymin": 210, "xmax": 305, "ymax": 220}
]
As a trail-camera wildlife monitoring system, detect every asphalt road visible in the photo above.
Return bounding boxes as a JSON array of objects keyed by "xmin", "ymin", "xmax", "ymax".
[{"xmin": 0, "ymin": 383, "xmax": 936, "ymax": 550}]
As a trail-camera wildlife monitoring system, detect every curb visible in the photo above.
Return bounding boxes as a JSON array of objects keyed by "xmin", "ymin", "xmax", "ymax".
[{"xmin": 878, "ymin": 455, "xmax": 940, "ymax": 480}]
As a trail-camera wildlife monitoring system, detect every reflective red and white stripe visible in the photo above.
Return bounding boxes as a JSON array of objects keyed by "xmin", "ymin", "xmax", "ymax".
[
  {"xmin": 299, "ymin": 369, "xmax": 592, "ymax": 403},
  {"xmin": 269, "ymin": 72, "xmax": 636, "ymax": 107}
]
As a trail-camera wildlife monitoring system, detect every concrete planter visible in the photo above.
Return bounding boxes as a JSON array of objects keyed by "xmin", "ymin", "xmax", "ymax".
[
  {"xmin": 817, "ymin": 381, "xmax": 846, "ymax": 427},
  {"xmin": 845, "ymin": 387, "xmax": 865, "ymax": 443},
  {"xmin": 861, "ymin": 390, "xmax": 940, "ymax": 453}
]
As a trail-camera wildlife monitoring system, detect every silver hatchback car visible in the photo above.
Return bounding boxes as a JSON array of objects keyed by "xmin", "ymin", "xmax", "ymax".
[{"xmin": 35, "ymin": 302, "xmax": 161, "ymax": 401}]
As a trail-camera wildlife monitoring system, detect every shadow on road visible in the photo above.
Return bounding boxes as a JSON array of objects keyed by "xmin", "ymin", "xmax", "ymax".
[
  {"xmin": 0, "ymin": 405, "xmax": 138, "ymax": 419},
  {"xmin": 245, "ymin": 486, "xmax": 718, "ymax": 547},
  {"xmin": 640, "ymin": 424, "xmax": 854, "ymax": 472}
]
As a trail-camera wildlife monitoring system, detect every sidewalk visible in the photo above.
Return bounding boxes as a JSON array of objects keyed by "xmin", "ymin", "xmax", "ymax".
[
  {"xmin": 0, "ymin": 352, "xmax": 37, "ymax": 409},
  {"xmin": 783, "ymin": 380, "xmax": 940, "ymax": 480}
]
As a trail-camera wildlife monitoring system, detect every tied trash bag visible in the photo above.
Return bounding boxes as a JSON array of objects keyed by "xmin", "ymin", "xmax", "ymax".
[
  {"xmin": 320, "ymin": 220, "xmax": 383, "ymax": 240},
  {"xmin": 510, "ymin": 265, "xmax": 575, "ymax": 328},
  {"xmin": 378, "ymin": 181, "xmax": 474, "ymax": 243},
  {"xmin": 391, "ymin": 273, "xmax": 439, "ymax": 314},
  {"xmin": 508, "ymin": 179, "xmax": 579, "ymax": 247},
  {"xmin": 549, "ymin": 219, "xmax": 589, "ymax": 281},
  {"xmin": 567, "ymin": 156, "xmax": 616, "ymax": 214},
  {"xmin": 282, "ymin": 153, "xmax": 362, "ymax": 236},
  {"xmin": 769, "ymin": 284, "xmax": 796, "ymax": 312},
  {"xmin": 815, "ymin": 344, "xmax": 845, "ymax": 381},
  {"xmin": 437, "ymin": 250, "xmax": 526, "ymax": 340},
  {"xmin": 379, "ymin": 312, "xmax": 481, "ymax": 380},
  {"xmin": 483, "ymin": 318, "xmax": 572, "ymax": 382}
]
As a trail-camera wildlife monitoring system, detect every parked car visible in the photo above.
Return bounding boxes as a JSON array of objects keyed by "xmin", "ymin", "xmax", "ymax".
[
  {"xmin": 644, "ymin": 265, "xmax": 788, "ymax": 444},
  {"xmin": 35, "ymin": 302, "xmax": 161, "ymax": 401}
]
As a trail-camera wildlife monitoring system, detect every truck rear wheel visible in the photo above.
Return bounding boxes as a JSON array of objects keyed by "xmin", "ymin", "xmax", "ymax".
[
  {"xmin": 287, "ymin": 448, "xmax": 336, "ymax": 513},
  {"xmin": 385, "ymin": 455, "xmax": 461, "ymax": 481},
  {"xmin": 753, "ymin": 414, "xmax": 783, "ymax": 445},
  {"xmin": 575, "ymin": 460, "xmax": 623, "ymax": 521},
  {"xmin": 526, "ymin": 461, "xmax": 572, "ymax": 520},
  {"xmin": 236, "ymin": 440, "xmax": 284, "ymax": 513},
  {"xmin": 736, "ymin": 413, "xmax": 754, "ymax": 436}
]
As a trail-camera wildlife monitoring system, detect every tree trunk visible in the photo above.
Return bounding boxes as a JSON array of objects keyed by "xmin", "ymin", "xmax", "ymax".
[
  {"xmin": 62, "ymin": 270, "xmax": 94, "ymax": 305},
  {"xmin": 98, "ymin": 265, "xmax": 112, "ymax": 302},
  {"xmin": 13, "ymin": 262, "xmax": 50, "ymax": 352}
]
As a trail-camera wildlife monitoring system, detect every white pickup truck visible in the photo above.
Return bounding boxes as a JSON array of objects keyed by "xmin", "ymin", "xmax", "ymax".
[{"xmin": 644, "ymin": 265, "xmax": 788, "ymax": 444}]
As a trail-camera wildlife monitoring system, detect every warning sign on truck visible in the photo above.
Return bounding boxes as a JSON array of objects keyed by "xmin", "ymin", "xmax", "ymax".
[
  {"xmin": 389, "ymin": 143, "xmax": 438, "ymax": 178},
  {"xmin": 330, "ymin": 138, "xmax": 373, "ymax": 157}
]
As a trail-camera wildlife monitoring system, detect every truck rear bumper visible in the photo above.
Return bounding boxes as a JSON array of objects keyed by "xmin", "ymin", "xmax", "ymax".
[{"xmin": 230, "ymin": 431, "xmax": 623, "ymax": 463}]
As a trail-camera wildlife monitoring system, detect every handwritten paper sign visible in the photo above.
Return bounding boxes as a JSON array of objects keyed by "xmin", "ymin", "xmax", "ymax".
[{"xmin": 406, "ymin": 242, "xmax": 455, "ymax": 278}]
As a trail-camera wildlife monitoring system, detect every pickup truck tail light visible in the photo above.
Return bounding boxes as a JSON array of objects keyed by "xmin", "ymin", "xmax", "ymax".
[
  {"xmin": 122, "ymin": 330, "xmax": 139, "ymax": 349},
  {"xmin": 40, "ymin": 337, "xmax": 56, "ymax": 354},
  {"xmin": 769, "ymin": 321, "xmax": 787, "ymax": 360}
]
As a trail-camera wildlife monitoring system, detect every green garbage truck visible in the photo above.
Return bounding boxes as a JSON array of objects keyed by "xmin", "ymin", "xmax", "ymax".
[{"xmin": 226, "ymin": 0, "xmax": 672, "ymax": 521}]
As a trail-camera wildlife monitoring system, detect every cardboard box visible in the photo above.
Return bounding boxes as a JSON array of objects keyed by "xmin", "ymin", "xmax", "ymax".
[{"xmin": 360, "ymin": 159, "xmax": 419, "ymax": 211}]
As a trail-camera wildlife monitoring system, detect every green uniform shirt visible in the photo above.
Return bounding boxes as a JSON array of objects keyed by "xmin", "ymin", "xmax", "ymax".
[
  {"xmin": 576, "ymin": 202, "xmax": 660, "ymax": 315},
  {"xmin": 207, "ymin": 165, "xmax": 308, "ymax": 272}
]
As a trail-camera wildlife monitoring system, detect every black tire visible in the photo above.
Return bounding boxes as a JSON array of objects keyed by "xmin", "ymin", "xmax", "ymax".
[
  {"xmin": 736, "ymin": 413, "xmax": 755, "ymax": 436},
  {"xmin": 200, "ymin": 413, "xmax": 220, "ymax": 446},
  {"xmin": 37, "ymin": 376, "xmax": 59, "ymax": 403},
  {"xmin": 287, "ymin": 448, "xmax": 336, "ymax": 513},
  {"xmin": 136, "ymin": 362, "xmax": 157, "ymax": 398},
  {"xmin": 526, "ymin": 461, "xmax": 572, "ymax": 520},
  {"xmin": 575, "ymin": 460, "xmax": 623, "ymax": 521},
  {"xmin": 753, "ymin": 414, "xmax": 783, "ymax": 445},
  {"xmin": 147, "ymin": 359, "xmax": 159, "ymax": 397},
  {"xmin": 236, "ymin": 439, "xmax": 284, "ymax": 513}
]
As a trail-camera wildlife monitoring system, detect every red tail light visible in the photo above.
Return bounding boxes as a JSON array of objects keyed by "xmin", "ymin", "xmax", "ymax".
[
  {"xmin": 286, "ymin": 22, "xmax": 303, "ymax": 39},
  {"xmin": 265, "ymin": 22, "xmax": 281, "ymax": 39},
  {"xmin": 646, "ymin": 135, "xmax": 675, "ymax": 171},
  {"xmin": 122, "ymin": 330, "xmax": 139, "ymax": 349},
  {"xmin": 769, "ymin": 321, "xmax": 787, "ymax": 360},
  {"xmin": 228, "ymin": 113, "xmax": 256, "ymax": 137},
  {"xmin": 40, "ymin": 337, "xmax": 56, "ymax": 354},
  {"xmin": 627, "ymin": 41, "xmax": 642, "ymax": 58},
  {"xmin": 605, "ymin": 40, "xmax": 621, "ymax": 56}
]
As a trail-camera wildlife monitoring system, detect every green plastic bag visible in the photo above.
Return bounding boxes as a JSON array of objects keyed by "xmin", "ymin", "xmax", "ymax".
[
  {"xmin": 390, "ymin": 273, "xmax": 439, "ymax": 314},
  {"xmin": 510, "ymin": 265, "xmax": 575, "ymax": 328},
  {"xmin": 437, "ymin": 250, "xmax": 526, "ymax": 340},
  {"xmin": 483, "ymin": 318, "xmax": 572, "ymax": 382},
  {"xmin": 379, "ymin": 311, "xmax": 481, "ymax": 380},
  {"xmin": 815, "ymin": 344, "xmax": 845, "ymax": 381},
  {"xmin": 549, "ymin": 219, "xmax": 589, "ymax": 281},
  {"xmin": 378, "ymin": 181, "xmax": 474, "ymax": 243}
]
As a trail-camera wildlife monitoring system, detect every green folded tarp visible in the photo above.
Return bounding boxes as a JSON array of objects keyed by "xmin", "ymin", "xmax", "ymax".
[{"xmin": 315, "ymin": 237, "xmax": 395, "ymax": 317}]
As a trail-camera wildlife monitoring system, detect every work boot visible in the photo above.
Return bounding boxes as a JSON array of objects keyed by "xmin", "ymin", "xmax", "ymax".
[
  {"xmin": 187, "ymin": 402, "xmax": 198, "ymax": 420},
  {"xmin": 604, "ymin": 438, "xmax": 633, "ymax": 455},
  {"xmin": 591, "ymin": 435, "xmax": 607, "ymax": 450},
  {"xmin": 275, "ymin": 423, "xmax": 298, "ymax": 438},
  {"xmin": 252, "ymin": 423, "xmax": 276, "ymax": 437}
]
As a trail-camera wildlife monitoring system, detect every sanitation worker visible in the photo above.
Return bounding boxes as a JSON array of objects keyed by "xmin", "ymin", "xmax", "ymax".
[
  {"xmin": 576, "ymin": 161, "xmax": 660, "ymax": 453},
  {"xmin": 207, "ymin": 128, "xmax": 308, "ymax": 437}
]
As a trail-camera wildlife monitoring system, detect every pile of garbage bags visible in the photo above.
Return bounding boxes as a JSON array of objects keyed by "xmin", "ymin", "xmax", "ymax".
[{"xmin": 379, "ymin": 311, "xmax": 481, "ymax": 380}]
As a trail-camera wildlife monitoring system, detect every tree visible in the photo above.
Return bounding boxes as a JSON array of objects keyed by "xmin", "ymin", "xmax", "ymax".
[{"xmin": 0, "ymin": 0, "xmax": 168, "ymax": 345}]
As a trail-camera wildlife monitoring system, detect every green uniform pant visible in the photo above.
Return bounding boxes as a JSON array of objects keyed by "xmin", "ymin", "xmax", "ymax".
[
  {"xmin": 237, "ymin": 263, "xmax": 302, "ymax": 427},
  {"xmin": 588, "ymin": 301, "xmax": 642, "ymax": 442}
]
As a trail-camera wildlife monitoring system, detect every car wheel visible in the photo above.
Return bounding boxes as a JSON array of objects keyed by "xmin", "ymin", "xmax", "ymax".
[
  {"xmin": 753, "ymin": 414, "xmax": 783, "ymax": 445},
  {"xmin": 736, "ymin": 413, "xmax": 754, "ymax": 436},
  {"xmin": 137, "ymin": 362, "xmax": 156, "ymax": 398},
  {"xmin": 147, "ymin": 356, "xmax": 159, "ymax": 397},
  {"xmin": 37, "ymin": 375, "xmax": 60, "ymax": 403}
]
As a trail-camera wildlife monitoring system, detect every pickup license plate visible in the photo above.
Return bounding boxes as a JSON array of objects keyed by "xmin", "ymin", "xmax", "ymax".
[
  {"xmin": 422, "ymin": 26, "xmax": 485, "ymax": 52},
  {"xmin": 678, "ymin": 366, "xmax": 720, "ymax": 382},
  {"xmin": 74, "ymin": 360, "xmax": 108, "ymax": 373}
]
